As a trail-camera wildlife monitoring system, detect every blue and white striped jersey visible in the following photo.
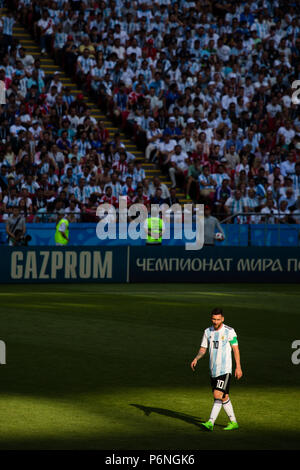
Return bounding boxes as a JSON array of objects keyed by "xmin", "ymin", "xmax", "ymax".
[
  {"xmin": 2, "ymin": 16, "xmax": 15, "ymax": 35},
  {"xmin": 201, "ymin": 324, "xmax": 238, "ymax": 377}
]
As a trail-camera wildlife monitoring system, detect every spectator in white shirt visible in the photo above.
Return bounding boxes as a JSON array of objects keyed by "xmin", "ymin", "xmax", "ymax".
[
  {"xmin": 221, "ymin": 87, "xmax": 238, "ymax": 110},
  {"xmin": 268, "ymin": 166, "xmax": 284, "ymax": 186},
  {"xmin": 260, "ymin": 198, "xmax": 279, "ymax": 223},
  {"xmin": 145, "ymin": 120, "xmax": 162, "ymax": 162},
  {"xmin": 28, "ymin": 121, "xmax": 43, "ymax": 141},
  {"xmin": 279, "ymin": 188, "xmax": 297, "ymax": 210},
  {"xmin": 266, "ymin": 96, "xmax": 282, "ymax": 118},
  {"xmin": 280, "ymin": 151, "xmax": 296, "ymax": 178},
  {"xmin": 9, "ymin": 117, "xmax": 26, "ymax": 137},
  {"xmin": 36, "ymin": 10, "xmax": 54, "ymax": 54},
  {"xmin": 112, "ymin": 38, "xmax": 126, "ymax": 60},
  {"xmin": 277, "ymin": 121, "xmax": 295, "ymax": 145},
  {"xmin": 126, "ymin": 38, "xmax": 142, "ymax": 58},
  {"xmin": 149, "ymin": 176, "xmax": 170, "ymax": 200},
  {"xmin": 65, "ymin": 200, "xmax": 81, "ymax": 222},
  {"xmin": 168, "ymin": 144, "xmax": 189, "ymax": 188},
  {"xmin": 157, "ymin": 132, "xmax": 177, "ymax": 169},
  {"xmin": 277, "ymin": 199, "xmax": 291, "ymax": 223},
  {"xmin": 146, "ymin": 86, "xmax": 163, "ymax": 114},
  {"xmin": 46, "ymin": 85, "xmax": 58, "ymax": 107}
]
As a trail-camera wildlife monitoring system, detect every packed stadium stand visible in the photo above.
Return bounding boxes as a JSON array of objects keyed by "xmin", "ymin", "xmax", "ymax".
[{"xmin": 0, "ymin": 0, "xmax": 300, "ymax": 225}]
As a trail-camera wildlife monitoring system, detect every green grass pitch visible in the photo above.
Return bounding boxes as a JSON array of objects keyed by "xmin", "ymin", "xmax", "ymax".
[{"xmin": 0, "ymin": 283, "xmax": 299, "ymax": 450}]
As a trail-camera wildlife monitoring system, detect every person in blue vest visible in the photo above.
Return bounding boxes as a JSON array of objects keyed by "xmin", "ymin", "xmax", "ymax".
[{"xmin": 55, "ymin": 210, "xmax": 69, "ymax": 246}]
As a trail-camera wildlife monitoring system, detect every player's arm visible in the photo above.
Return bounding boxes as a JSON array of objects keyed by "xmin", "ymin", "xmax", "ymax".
[
  {"xmin": 190, "ymin": 347, "xmax": 207, "ymax": 371},
  {"xmin": 231, "ymin": 343, "xmax": 243, "ymax": 379},
  {"xmin": 191, "ymin": 331, "xmax": 208, "ymax": 371}
]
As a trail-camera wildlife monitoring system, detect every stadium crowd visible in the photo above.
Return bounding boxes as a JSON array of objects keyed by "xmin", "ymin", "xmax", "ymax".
[{"xmin": 0, "ymin": 0, "xmax": 300, "ymax": 224}]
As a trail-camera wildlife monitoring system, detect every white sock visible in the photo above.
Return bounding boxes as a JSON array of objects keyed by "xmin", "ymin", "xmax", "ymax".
[
  {"xmin": 209, "ymin": 399, "xmax": 223, "ymax": 424},
  {"xmin": 223, "ymin": 398, "xmax": 237, "ymax": 422}
]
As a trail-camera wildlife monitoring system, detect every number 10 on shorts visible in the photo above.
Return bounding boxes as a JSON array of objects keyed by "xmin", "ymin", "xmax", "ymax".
[{"xmin": 217, "ymin": 379, "xmax": 224, "ymax": 389}]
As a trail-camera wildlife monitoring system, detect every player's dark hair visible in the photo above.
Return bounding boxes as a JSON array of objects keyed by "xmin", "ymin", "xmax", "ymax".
[{"xmin": 211, "ymin": 308, "xmax": 223, "ymax": 316}]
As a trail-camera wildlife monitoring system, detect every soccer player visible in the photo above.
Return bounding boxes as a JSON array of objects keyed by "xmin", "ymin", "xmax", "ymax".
[{"xmin": 190, "ymin": 308, "xmax": 242, "ymax": 431}]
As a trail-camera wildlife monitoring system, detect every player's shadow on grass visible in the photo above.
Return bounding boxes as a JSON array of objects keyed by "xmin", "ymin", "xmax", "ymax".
[{"xmin": 130, "ymin": 404, "xmax": 222, "ymax": 430}]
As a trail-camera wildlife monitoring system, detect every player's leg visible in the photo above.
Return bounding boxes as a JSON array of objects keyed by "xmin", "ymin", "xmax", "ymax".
[
  {"xmin": 202, "ymin": 374, "xmax": 238, "ymax": 431},
  {"xmin": 221, "ymin": 375, "xmax": 239, "ymax": 430},
  {"xmin": 222, "ymin": 394, "xmax": 239, "ymax": 430},
  {"xmin": 201, "ymin": 380, "xmax": 224, "ymax": 431},
  {"xmin": 209, "ymin": 389, "xmax": 224, "ymax": 424}
]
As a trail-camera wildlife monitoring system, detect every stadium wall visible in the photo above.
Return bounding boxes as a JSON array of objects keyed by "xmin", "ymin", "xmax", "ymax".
[
  {"xmin": 0, "ymin": 223, "xmax": 300, "ymax": 247},
  {"xmin": 1, "ymin": 246, "xmax": 300, "ymax": 283}
]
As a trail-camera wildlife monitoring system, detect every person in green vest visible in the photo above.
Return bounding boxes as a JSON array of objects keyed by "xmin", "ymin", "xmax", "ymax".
[
  {"xmin": 145, "ymin": 215, "xmax": 165, "ymax": 245},
  {"xmin": 55, "ymin": 210, "xmax": 70, "ymax": 246}
]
